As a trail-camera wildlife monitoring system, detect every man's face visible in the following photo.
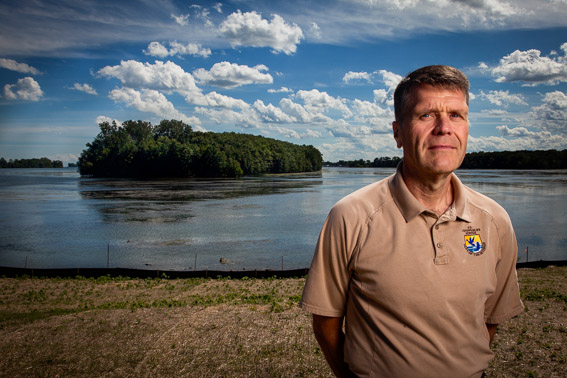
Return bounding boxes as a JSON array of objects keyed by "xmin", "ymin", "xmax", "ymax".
[{"xmin": 392, "ymin": 84, "xmax": 469, "ymax": 180}]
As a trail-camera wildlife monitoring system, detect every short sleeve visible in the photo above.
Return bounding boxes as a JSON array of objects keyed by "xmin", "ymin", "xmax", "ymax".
[
  {"xmin": 300, "ymin": 201, "xmax": 358, "ymax": 317},
  {"xmin": 484, "ymin": 214, "xmax": 524, "ymax": 324}
]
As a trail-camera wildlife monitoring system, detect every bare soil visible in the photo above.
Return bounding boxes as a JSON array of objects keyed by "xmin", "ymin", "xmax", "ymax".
[{"xmin": 1, "ymin": 266, "xmax": 565, "ymax": 377}]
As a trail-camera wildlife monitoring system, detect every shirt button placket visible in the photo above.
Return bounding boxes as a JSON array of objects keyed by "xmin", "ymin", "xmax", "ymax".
[{"xmin": 433, "ymin": 222, "xmax": 449, "ymax": 265}]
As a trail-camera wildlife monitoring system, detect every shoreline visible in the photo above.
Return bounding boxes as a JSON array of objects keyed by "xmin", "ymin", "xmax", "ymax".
[{"xmin": 1, "ymin": 259, "xmax": 566, "ymax": 279}]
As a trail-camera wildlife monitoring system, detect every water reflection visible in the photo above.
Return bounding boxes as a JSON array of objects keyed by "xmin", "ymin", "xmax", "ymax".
[{"xmin": 0, "ymin": 167, "xmax": 565, "ymax": 271}]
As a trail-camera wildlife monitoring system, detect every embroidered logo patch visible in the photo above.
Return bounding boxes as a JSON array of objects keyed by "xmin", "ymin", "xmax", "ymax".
[{"xmin": 463, "ymin": 226, "xmax": 486, "ymax": 256}]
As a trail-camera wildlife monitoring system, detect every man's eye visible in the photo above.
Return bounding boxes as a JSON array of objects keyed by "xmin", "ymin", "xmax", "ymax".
[{"xmin": 421, "ymin": 113, "xmax": 432, "ymax": 118}]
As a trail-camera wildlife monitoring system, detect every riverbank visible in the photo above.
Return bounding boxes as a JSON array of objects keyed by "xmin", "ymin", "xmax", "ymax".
[
  {"xmin": 1, "ymin": 266, "xmax": 566, "ymax": 377},
  {"xmin": 1, "ymin": 260, "xmax": 565, "ymax": 279}
]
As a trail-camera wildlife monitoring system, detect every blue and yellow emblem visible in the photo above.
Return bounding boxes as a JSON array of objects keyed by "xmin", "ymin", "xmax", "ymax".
[{"xmin": 464, "ymin": 234, "xmax": 486, "ymax": 255}]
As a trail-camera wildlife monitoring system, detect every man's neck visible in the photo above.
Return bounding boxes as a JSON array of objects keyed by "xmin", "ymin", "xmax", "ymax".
[{"xmin": 401, "ymin": 164, "xmax": 454, "ymax": 216}]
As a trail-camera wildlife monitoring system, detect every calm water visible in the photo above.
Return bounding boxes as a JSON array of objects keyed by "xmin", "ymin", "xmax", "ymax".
[{"xmin": 0, "ymin": 167, "xmax": 566, "ymax": 271}]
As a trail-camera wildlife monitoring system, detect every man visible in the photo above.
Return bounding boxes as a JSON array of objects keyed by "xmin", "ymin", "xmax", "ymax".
[{"xmin": 300, "ymin": 65, "xmax": 524, "ymax": 378}]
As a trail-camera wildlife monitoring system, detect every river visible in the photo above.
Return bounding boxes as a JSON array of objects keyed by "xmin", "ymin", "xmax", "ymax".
[{"xmin": 0, "ymin": 167, "xmax": 566, "ymax": 271}]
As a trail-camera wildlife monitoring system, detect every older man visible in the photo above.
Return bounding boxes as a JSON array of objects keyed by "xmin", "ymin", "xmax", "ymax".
[{"xmin": 300, "ymin": 65, "xmax": 523, "ymax": 378}]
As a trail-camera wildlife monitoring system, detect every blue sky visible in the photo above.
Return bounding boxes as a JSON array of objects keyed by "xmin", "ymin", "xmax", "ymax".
[{"xmin": 1, "ymin": 0, "xmax": 567, "ymax": 164}]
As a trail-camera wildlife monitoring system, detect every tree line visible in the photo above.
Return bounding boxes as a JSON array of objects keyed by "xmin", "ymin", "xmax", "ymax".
[
  {"xmin": 325, "ymin": 150, "xmax": 567, "ymax": 169},
  {"xmin": 78, "ymin": 119, "xmax": 323, "ymax": 178},
  {"xmin": 0, "ymin": 157, "xmax": 64, "ymax": 168}
]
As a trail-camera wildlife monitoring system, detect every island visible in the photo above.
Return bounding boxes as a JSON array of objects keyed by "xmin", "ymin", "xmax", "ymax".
[{"xmin": 78, "ymin": 119, "xmax": 322, "ymax": 178}]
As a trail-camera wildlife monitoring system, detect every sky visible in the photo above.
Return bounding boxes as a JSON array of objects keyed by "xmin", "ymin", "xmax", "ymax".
[{"xmin": 1, "ymin": 0, "xmax": 567, "ymax": 164}]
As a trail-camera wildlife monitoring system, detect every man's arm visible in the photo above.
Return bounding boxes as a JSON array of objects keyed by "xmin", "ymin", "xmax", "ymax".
[
  {"xmin": 486, "ymin": 323, "xmax": 497, "ymax": 343},
  {"xmin": 312, "ymin": 314, "xmax": 355, "ymax": 378}
]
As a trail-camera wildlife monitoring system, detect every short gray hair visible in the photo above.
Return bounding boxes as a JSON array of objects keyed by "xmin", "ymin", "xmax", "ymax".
[{"xmin": 393, "ymin": 65, "xmax": 469, "ymax": 123}]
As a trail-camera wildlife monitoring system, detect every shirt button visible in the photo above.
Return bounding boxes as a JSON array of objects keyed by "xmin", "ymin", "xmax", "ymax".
[{"xmin": 437, "ymin": 242, "xmax": 443, "ymax": 248}]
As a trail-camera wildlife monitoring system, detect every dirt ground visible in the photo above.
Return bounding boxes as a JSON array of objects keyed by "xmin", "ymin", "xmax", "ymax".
[{"xmin": 0, "ymin": 266, "xmax": 565, "ymax": 377}]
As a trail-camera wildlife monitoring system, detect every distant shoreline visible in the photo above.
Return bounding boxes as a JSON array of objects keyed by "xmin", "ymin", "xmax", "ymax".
[{"xmin": 1, "ymin": 260, "xmax": 565, "ymax": 279}]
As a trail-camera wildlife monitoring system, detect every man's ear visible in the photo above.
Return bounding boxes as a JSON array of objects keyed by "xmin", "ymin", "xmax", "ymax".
[{"xmin": 392, "ymin": 121, "xmax": 403, "ymax": 149}]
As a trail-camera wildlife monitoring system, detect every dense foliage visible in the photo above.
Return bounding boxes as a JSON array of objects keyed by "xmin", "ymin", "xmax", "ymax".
[
  {"xmin": 325, "ymin": 156, "xmax": 402, "ymax": 168},
  {"xmin": 78, "ymin": 120, "xmax": 323, "ymax": 178},
  {"xmin": 326, "ymin": 150, "xmax": 567, "ymax": 170},
  {"xmin": 0, "ymin": 157, "xmax": 64, "ymax": 168},
  {"xmin": 460, "ymin": 150, "xmax": 567, "ymax": 169}
]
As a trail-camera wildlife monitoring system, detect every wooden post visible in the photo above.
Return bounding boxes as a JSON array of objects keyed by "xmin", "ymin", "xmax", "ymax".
[{"xmin": 526, "ymin": 246, "xmax": 529, "ymax": 263}]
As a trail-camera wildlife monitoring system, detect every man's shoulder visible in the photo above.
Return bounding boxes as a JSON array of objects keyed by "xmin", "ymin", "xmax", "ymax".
[{"xmin": 461, "ymin": 184, "xmax": 512, "ymax": 223}]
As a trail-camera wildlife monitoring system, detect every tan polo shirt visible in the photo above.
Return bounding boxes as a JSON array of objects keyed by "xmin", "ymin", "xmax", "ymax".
[{"xmin": 301, "ymin": 167, "xmax": 524, "ymax": 378}]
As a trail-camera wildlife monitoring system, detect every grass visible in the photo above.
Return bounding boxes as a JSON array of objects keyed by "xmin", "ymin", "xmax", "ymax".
[{"xmin": 1, "ymin": 266, "xmax": 566, "ymax": 377}]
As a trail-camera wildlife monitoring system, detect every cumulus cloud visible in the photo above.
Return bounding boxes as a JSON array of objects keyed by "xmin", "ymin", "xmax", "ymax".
[
  {"xmin": 267, "ymin": 125, "xmax": 300, "ymax": 139},
  {"xmin": 70, "ymin": 83, "xmax": 97, "ymax": 95},
  {"xmin": 96, "ymin": 115, "xmax": 122, "ymax": 126},
  {"xmin": 343, "ymin": 71, "xmax": 372, "ymax": 83},
  {"xmin": 195, "ymin": 106, "xmax": 260, "ymax": 129},
  {"xmin": 0, "ymin": 58, "xmax": 41, "ymax": 75},
  {"xmin": 97, "ymin": 60, "xmax": 201, "ymax": 95},
  {"xmin": 193, "ymin": 61, "xmax": 273, "ymax": 88},
  {"xmin": 253, "ymin": 99, "xmax": 295, "ymax": 123},
  {"xmin": 295, "ymin": 89, "xmax": 352, "ymax": 117},
  {"xmin": 486, "ymin": 42, "xmax": 567, "ymax": 85},
  {"xmin": 378, "ymin": 70, "xmax": 403, "ymax": 91},
  {"xmin": 496, "ymin": 125, "xmax": 551, "ymax": 138},
  {"xmin": 144, "ymin": 41, "xmax": 211, "ymax": 58},
  {"xmin": 3, "ymin": 77, "xmax": 43, "ymax": 101},
  {"xmin": 478, "ymin": 90, "xmax": 527, "ymax": 106},
  {"xmin": 186, "ymin": 91, "xmax": 250, "ymax": 109},
  {"xmin": 108, "ymin": 87, "xmax": 201, "ymax": 126},
  {"xmin": 218, "ymin": 10, "xmax": 303, "ymax": 55},
  {"xmin": 531, "ymin": 90, "xmax": 567, "ymax": 134},
  {"xmin": 268, "ymin": 87, "xmax": 293, "ymax": 93}
]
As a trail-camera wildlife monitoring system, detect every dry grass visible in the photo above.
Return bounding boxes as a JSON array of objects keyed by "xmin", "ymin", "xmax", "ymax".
[{"xmin": 1, "ymin": 266, "xmax": 566, "ymax": 378}]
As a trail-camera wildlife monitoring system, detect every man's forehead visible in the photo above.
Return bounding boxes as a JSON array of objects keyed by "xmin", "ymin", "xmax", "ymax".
[{"xmin": 411, "ymin": 85, "xmax": 468, "ymax": 107}]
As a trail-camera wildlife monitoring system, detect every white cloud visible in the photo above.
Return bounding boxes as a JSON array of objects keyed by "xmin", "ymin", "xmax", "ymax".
[
  {"xmin": 496, "ymin": 125, "xmax": 545, "ymax": 137},
  {"xmin": 343, "ymin": 71, "xmax": 372, "ymax": 83},
  {"xmin": 268, "ymin": 87, "xmax": 293, "ymax": 93},
  {"xmin": 253, "ymin": 99, "xmax": 295, "ymax": 123},
  {"xmin": 268, "ymin": 125, "xmax": 301, "ymax": 139},
  {"xmin": 144, "ymin": 41, "xmax": 211, "ymax": 58},
  {"xmin": 171, "ymin": 13, "xmax": 190, "ymax": 26},
  {"xmin": 279, "ymin": 98, "xmax": 331, "ymax": 123},
  {"xmin": 295, "ymin": 89, "xmax": 352, "ymax": 117},
  {"xmin": 108, "ymin": 87, "xmax": 201, "ymax": 126},
  {"xmin": 70, "ymin": 83, "xmax": 97, "ymax": 95},
  {"xmin": 487, "ymin": 42, "xmax": 567, "ymax": 85},
  {"xmin": 186, "ymin": 91, "xmax": 250, "ymax": 109},
  {"xmin": 195, "ymin": 106, "xmax": 260, "ymax": 129},
  {"xmin": 531, "ymin": 90, "xmax": 567, "ymax": 134},
  {"xmin": 213, "ymin": 3, "xmax": 223, "ymax": 13},
  {"xmin": 378, "ymin": 70, "xmax": 402, "ymax": 90},
  {"xmin": 351, "ymin": 98, "xmax": 389, "ymax": 117},
  {"xmin": 467, "ymin": 133, "xmax": 566, "ymax": 152},
  {"xmin": 3, "ymin": 77, "xmax": 43, "ymax": 101},
  {"xmin": 478, "ymin": 90, "xmax": 527, "ymax": 106},
  {"xmin": 450, "ymin": 0, "xmax": 520, "ymax": 17},
  {"xmin": 218, "ymin": 10, "xmax": 303, "ymax": 55},
  {"xmin": 309, "ymin": 22, "xmax": 322, "ymax": 39},
  {"xmin": 0, "ymin": 58, "xmax": 41, "ymax": 75},
  {"xmin": 193, "ymin": 61, "xmax": 273, "ymax": 88},
  {"xmin": 97, "ymin": 60, "xmax": 201, "ymax": 95},
  {"xmin": 96, "ymin": 116, "xmax": 122, "ymax": 126}
]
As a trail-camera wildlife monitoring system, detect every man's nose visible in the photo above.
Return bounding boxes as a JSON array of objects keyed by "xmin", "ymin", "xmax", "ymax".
[{"xmin": 433, "ymin": 115, "xmax": 452, "ymax": 135}]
